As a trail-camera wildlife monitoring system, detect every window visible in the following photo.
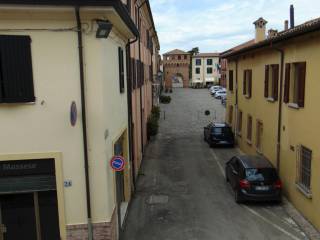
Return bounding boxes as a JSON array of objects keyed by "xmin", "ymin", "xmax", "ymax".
[
  {"xmin": 207, "ymin": 59, "xmax": 213, "ymax": 65},
  {"xmin": 246, "ymin": 168, "xmax": 277, "ymax": 181},
  {"xmin": 237, "ymin": 110, "xmax": 242, "ymax": 135},
  {"xmin": 118, "ymin": 47, "xmax": 125, "ymax": 93},
  {"xmin": 207, "ymin": 67, "xmax": 213, "ymax": 74},
  {"xmin": 0, "ymin": 35, "xmax": 35, "ymax": 103},
  {"xmin": 229, "ymin": 70, "xmax": 234, "ymax": 91},
  {"xmin": 243, "ymin": 69, "xmax": 252, "ymax": 98},
  {"xmin": 247, "ymin": 115, "xmax": 252, "ymax": 142},
  {"xmin": 195, "ymin": 68, "xmax": 200, "ymax": 74},
  {"xmin": 178, "ymin": 55, "xmax": 181, "ymax": 60},
  {"xmin": 228, "ymin": 105, "xmax": 233, "ymax": 125},
  {"xmin": 196, "ymin": 59, "xmax": 201, "ymax": 65},
  {"xmin": 264, "ymin": 64, "xmax": 279, "ymax": 101},
  {"xmin": 297, "ymin": 145, "xmax": 312, "ymax": 193},
  {"xmin": 256, "ymin": 120, "xmax": 263, "ymax": 152},
  {"xmin": 284, "ymin": 62, "xmax": 306, "ymax": 108},
  {"xmin": 184, "ymin": 55, "xmax": 187, "ymax": 60}
]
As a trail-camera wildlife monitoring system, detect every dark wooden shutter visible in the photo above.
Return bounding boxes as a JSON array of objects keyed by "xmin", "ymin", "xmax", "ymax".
[
  {"xmin": 284, "ymin": 63, "xmax": 290, "ymax": 103},
  {"xmin": 229, "ymin": 70, "xmax": 233, "ymax": 91},
  {"xmin": 0, "ymin": 35, "xmax": 35, "ymax": 103},
  {"xmin": 243, "ymin": 71, "xmax": 247, "ymax": 95},
  {"xmin": 141, "ymin": 63, "xmax": 144, "ymax": 86},
  {"xmin": 136, "ymin": 59, "xmax": 140, "ymax": 88},
  {"xmin": 118, "ymin": 47, "xmax": 125, "ymax": 93},
  {"xmin": 264, "ymin": 65, "xmax": 269, "ymax": 98},
  {"xmin": 273, "ymin": 65, "xmax": 279, "ymax": 101},
  {"xmin": 248, "ymin": 70, "xmax": 252, "ymax": 98},
  {"xmin": 297, "ymin": 62, "xmax": 306, "ymax": 108}
]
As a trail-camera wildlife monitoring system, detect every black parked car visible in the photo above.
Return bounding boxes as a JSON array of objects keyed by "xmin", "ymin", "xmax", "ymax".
[
  {"xmin": 204, "ymin": 123, "xmax": 234, "ymax": 147},
  {"xmin": 225, "ymin": 155, "xmax": 282, "ymax": 203}
]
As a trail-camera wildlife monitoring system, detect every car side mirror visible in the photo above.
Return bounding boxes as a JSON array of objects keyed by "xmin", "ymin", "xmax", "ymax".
[{"xmin": 204, "ymin": 110, "xmax": 210, "ymax": 116}]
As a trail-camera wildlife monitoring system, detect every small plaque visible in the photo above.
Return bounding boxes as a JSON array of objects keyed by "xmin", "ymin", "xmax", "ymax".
[
  {"xmin": 64, "ymin": 180, "xmax": 72, "ymax": 187},
  {"xmin": 70, "ymin": 101, "xmax": 77, "ymax": 127}
]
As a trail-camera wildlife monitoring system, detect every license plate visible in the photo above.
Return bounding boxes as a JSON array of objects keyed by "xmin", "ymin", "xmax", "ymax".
[{"xmin": 255, "ymin": 186, "xmax": 269, "ymax": 191}]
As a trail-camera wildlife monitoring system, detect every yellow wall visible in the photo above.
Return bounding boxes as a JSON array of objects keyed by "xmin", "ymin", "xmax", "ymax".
[
  {"xmin": 280, "ymin": 34, "xmax": 320, "ymax": 230},
  {"xmin": 0, "ymin": 6, "xmax": 133, "ymax": 234},
  {"xmin": 227, "ymin": 50, "xmax": 279, "ymax": 167},
  {"xmin": 226, "ymin": 32, "xmax": 320, "ymax": 230}
]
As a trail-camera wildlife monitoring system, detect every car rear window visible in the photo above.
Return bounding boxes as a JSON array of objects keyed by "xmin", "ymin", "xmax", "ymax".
[
  {"xmin": 212, "ymin": 127, "xmax": 232, "ymax": 135},
  {"xmin": 245, "ymin": 168, "xmax": 277, "ymax": 181}
]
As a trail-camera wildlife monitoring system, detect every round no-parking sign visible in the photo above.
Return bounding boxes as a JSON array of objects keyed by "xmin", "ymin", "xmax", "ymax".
[{"xmin": 110, "ymin": 156, "xmax": 125, "ymax": 172}]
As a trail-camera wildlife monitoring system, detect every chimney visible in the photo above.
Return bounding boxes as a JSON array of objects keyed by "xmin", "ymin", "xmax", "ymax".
[
  {"xmin": 284, "ymin": 20, "xmax": 289, "ymax": 30},
  {"xmin": 290, "ymin": 5, "xmax": 295, "ymax": 28},
  {"xmin": 253, "ymin": 17, "xmax": 268, "ymax": 43},
  {"xmin": 268, "ymin": 29, "xmax": 278, "ymax": 38}
]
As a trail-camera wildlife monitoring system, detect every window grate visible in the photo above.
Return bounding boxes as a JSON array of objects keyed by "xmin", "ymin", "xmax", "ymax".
[{"xmin": 297, "ymin": 145, "xmax": 312, "ymax": 192}]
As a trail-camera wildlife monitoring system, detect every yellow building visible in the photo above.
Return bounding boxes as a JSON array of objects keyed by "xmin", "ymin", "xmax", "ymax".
[
  {"xmin": 0, "ymin": 1, "xmax": 139, "ymax": 239},
  {"xmin": 222, "ymin": 16, "xmax": 320, "ymax": 230}
]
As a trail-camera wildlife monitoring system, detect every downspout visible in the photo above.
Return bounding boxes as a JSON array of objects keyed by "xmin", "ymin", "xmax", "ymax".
[
  {"xmin": 234, "ymin": 59, "xmax": 239, "ymax": 139},
  {"xmin": 273, "ymin": 46, "xmax": 285, "ymax": 173},
  {"xmin": 75, "ymin": 7, "xmax": 93, "ymax": 240},
  {"xmin": 138, "ymin": 1, "xmax": 147, "ymax": 154},
  {"xmin": 126, "ymin": 36, "xmax": 139, "ymax": 189}
]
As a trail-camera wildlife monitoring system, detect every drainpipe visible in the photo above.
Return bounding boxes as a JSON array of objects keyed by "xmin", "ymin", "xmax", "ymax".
[
  {"xmin": 75, "ymin": 7, "xmax": 93, "ymax": 240},
  {"xmin": 234, "ymin": 59, "xmax": 239, "ymax": 139},
  {"xmin": 138, "ymin": 1, "xmax": 147, "ymax": 154},
  {"xmin": 273, "ymin": 46, "xmax": 285, "ymax": 173},
  {"xmin": 126, "ymin": 36, "xmax": 139, "ymax": 189}
]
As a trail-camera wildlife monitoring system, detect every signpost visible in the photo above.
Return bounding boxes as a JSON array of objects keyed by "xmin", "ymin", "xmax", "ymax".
[{"xmin": 110, "ymin": 156, "xmax": 125, "ymax": 172}]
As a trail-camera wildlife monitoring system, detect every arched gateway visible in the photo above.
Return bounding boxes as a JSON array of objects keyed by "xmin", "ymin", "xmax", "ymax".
[{"xmin": 163, "ymin": 49, "xmax": 190, "ymax": 89}]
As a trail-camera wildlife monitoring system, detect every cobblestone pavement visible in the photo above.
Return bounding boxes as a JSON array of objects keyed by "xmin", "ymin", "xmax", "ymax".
[{"xmin": 122, "ymin": 88, "xmax": 309, "ymax": 240}]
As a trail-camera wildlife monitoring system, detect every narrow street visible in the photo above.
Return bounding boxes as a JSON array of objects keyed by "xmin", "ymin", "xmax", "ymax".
[{"xmin": 122, "ymin": 88, "xmax": 308, "ymax": 240}]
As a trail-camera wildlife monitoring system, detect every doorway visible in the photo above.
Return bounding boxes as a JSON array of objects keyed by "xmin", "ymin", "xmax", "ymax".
[
  {"xmin": 0, "ymin": 191, "xmax": 59, "ymax": 240},
  {"xmin": 114, "ymin": 133, "xmax": 129, "ymax": 233},
  {"xmin": 0, "ymin": 159, "xmax": 60, "ymax": 240}
]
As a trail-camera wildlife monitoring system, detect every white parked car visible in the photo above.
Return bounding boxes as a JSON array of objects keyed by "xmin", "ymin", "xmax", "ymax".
[
  {"xmin": 210, "ymin": 86, "xmax": 222, "ymax": 95},
  {"xmin": 215, "ymin": 90, "xmax": 227, "ymax": 99},
  {"xmin": 209, "ymin": 85, "xmax": 221, "ymax": 92}
]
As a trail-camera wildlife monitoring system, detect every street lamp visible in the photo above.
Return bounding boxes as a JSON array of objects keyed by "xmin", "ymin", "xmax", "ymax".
[{"xmin": 96, "ymin": 20, "xmax": 113, "ymax": 39}]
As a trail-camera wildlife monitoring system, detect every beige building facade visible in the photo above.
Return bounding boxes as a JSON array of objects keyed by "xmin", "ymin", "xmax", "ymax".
[
  {"xmin": 223, "ymin": 15, "xmax": 320, "ymax": 231},
  {"xmin": 0, "ymin": 1, "xmax": 139, "ymax": 240},
  {"xmin": 191, "ymin": 53, "xmax": 220, "ymax": 88}
]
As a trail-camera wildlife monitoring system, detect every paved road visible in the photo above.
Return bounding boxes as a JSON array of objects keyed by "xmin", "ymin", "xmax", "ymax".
[{"xmin": 122, "ymin": 88, "xmax": 308, "ymax": 240}]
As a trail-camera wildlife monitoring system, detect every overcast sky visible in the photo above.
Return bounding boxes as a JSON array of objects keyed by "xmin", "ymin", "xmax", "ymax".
[{"xmin": 149, "ymin": 0, "xmax": 320, "ymax": 55}]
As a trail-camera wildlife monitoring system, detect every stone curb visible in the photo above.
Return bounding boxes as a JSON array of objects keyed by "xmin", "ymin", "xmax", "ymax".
[{"xmin": 283, "ymin": 198, "xmax": 320, "ymax": 240}]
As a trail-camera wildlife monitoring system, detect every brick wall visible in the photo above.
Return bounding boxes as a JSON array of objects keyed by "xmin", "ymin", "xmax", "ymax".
[{"xmin": 67, "ymin": 210, "xmax": 117, "ymax": 240}]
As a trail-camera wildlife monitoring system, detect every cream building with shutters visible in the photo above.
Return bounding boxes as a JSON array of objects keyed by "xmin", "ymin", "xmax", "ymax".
[
  {"xmin": 191, "ymin": 53, "xmax": 220, "ymax": 88},
  {"xmin": 222, "ymin": 15, "xmax": 320, "ymax": 232},
  {"xmin": 0, "ymin": 1, "xmax": 139, "ymax": 240}
]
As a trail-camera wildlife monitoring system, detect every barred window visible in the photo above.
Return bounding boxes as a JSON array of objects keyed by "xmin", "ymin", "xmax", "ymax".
[{"xmin": 297, "ymin": 145, "xmax": 312, "ymax": 193}]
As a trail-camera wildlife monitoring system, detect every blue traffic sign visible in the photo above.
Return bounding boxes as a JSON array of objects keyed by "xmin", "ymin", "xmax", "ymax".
[{"xmin": 110, "ymin": 156, "xmax": 125, "ymax": 172}]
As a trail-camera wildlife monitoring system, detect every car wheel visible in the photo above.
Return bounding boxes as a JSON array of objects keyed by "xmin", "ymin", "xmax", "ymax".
[{"xmin": 234, "ymin": 189, "xmax": 243, "ymax": 203}]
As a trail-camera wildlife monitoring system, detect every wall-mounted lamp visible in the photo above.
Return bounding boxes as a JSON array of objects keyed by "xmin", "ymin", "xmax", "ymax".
[{"xmin": 96, "ymin": 20, "xmax": 113, "ymax": 38}]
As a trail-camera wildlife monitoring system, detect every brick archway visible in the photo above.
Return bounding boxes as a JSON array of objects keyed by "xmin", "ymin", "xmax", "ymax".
[{"xmin": 164, "ymin": 63, "xmax": 190, "ymax": 88}]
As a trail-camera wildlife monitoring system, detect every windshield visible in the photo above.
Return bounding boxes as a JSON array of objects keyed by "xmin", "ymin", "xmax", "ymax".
[{"xmin": 245, "ymin": 168, "xmax": 277, "ymax": 181}]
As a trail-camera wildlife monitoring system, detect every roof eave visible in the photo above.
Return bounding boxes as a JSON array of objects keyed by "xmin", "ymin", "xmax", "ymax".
[
  {"xmin": 222, "ymin": 21, "xmax": 320, "ymax": 59},
  {"xmin": 0, "ymin": 0, "xmax": 139, "ymax": 38}
]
